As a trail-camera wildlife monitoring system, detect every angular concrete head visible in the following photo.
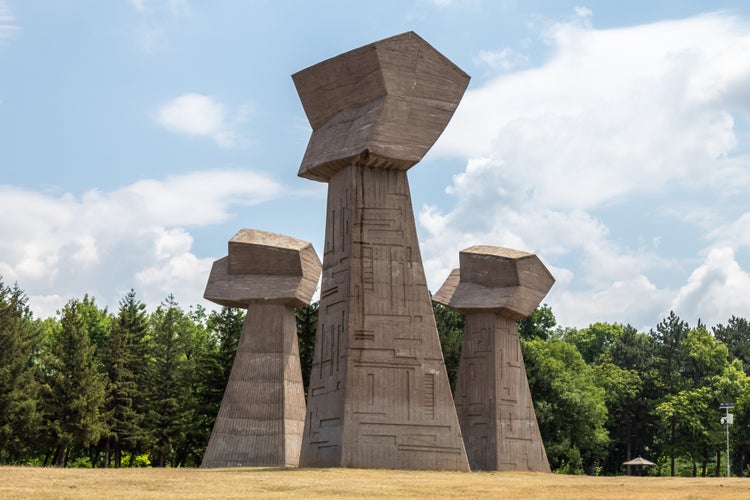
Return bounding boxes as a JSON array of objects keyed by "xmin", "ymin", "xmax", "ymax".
[
  {"xmin": 433, "ymin": 246, "xmax": 554, "ymax": 319},
  {"xmin": 204, "ymin": 229, "xmax": 321, "ymax": 308},
  {"xmin": 293, "ymin": 31, "xmax": 470, "ymax": 182}
]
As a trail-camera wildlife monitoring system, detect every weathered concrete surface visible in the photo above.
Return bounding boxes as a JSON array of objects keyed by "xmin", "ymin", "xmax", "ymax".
[
  {"xmin": 434, "ymin": 246, "xmax": 554, "ymax": 319},
  {"xmin": 205, "ymin": 229, "xmax": 320, "ymax": 308},
  {"xmin": 201, "ymin": 229, "xmax": 321, "ymax": 468},
  {"xmin": 296, "ymin": 33, "xmax": 471, "ymax": 471},
  {"xmin": 201, "ymin": 303, "xmax": 306, "ymax": 468},
  {"xmin": 292, "ymin": 31, "xmax": 470, "ymax": 182},
  {"xmin": 434, "ymin": 246, "xmax": 554, "ymax": 472}
]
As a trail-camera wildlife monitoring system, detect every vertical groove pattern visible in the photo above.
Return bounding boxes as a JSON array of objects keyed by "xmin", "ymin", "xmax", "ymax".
[{"xmin": 201, "ymin": 303, "xmax": 306, "ymax": 467}]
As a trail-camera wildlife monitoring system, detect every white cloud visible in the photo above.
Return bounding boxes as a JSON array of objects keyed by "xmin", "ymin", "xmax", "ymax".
[
  {"xmin": 475, "ymin": 47, "xmax": 529, "ymax": 72},
  {"xmin": 422, "ymin": 12, "xmax": 750, "ymax": 329},
  {"xmin": 707, "ymin": 212, "xmax": 750, "ymax": 250},
  {"xmin": 574, "ymin": 6, "xmax": 593, "ymax": 22},
  {"xmin": 554, "ymin": 275, "xmax": 673, "ymax": 332},
  {"xmin": 156, "ymin": 94, "xmax": 248, "ymax": 148},
  {"xmin": 439, "ymin": 14, "xmax": 750, "ymax": 206},
  {"xmin": 670, "ymin": 247, "xmax": 750, "ymax": 327},
  {"xmin": 0, "ymin": 0, "xmax": 19, "ymax": 41},
  {"xmin": 0, "ymin": 169, "xmax": 283, "ymax": 318}
]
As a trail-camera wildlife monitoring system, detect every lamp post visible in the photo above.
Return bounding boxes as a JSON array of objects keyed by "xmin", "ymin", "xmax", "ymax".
[{"xmin": 719, "ymin": 402, "xmax": 734, "ymax": 477}]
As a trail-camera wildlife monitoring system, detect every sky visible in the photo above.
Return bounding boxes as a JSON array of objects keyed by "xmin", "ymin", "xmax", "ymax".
[{"xmin": 2, "ymin": 0, "xmax": 750, "ymax": 332}]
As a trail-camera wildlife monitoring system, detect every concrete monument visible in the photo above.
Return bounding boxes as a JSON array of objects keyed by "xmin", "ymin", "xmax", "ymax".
[
  {"xmin": 294, "ymin": 32, "xmax": 471, "ymax": 471},
  {"xmin": 201, "ymin": 229, "xmax": 321, "ymax": 468},
  {"xmin": 433, "ymin": 246, "xmax": 554, "ymax": 472}
]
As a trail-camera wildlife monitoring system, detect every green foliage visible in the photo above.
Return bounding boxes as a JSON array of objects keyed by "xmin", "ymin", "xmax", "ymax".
[
  {"xmin": 588, "ymin": 324, "xmax": 662, "ymax": 474},
  {"xmin": 4, "ymin": 281, "xmax": 750, "ymax": 475},
  {"xmin": 67, "ymin": 455, "xmax": 93, "ymax": 468},
  {"xmin": 146, "ymin": 295, "xmax": 194, "ymax": 467},
  {"xmin": 123, "ymin": 452, "xmax": 151, "ymax": 467},
  {"xmin": 713, "ymin": 316, "xmax": 750, "ymax": 370},
  {"xmin": 523, "ymin": 337, "xmax": 609, "ymax": 473},
  {"xmin": 197, "ymin": 305, "xmax": 245, "ymax": 445},
  {"xmin": 0, "ymin": 279, "xmax": 42, "ymax": 463},
  {"xmin": 682, "ymin": 326, "xmax": 728, "ymax": 385},
  {"xmin": 563, "ymin": 322, "xmax": 625, "ymax": 364},
  {"xmin": 651, "ymin": 311, "xmax": 691, "ymax": 394},
  {"xmin": 100, "ymin": 289, "xmax": 149, "ymax": 467},
  {"xmin": 40, "ymin": 299, "xmax": 107, "ymax": 467},
  {"xmin": 713, "ymin": 361, "xmax": 750, "ymax": 475},
  {"xmin": 296, "ymin": 303, "xmax": 318, "ymax": 396},
  {"xmin": 432, "ymin": 301, "xmax": 464, "ymax": 391},
  {"xmin": 655, "ymin": 385, "xmax": 723, "ymax": 476},
  {"xmin": 554, "ymin": 446, "xmax": 584, "ymax": 475},
  {"xmin": 174, "ymin": 305, "xmax": 216, "ymax": 467},
  {"xmin": 593, "ymin": 362, "xmax": 642, "ymax": 423},
  {"xmin": 518, "ymin": 303, "xmax": 557, "ymax": 341},
  {"xmin": 605, "ymin": 324, "xmax": 657, "ymax": 371},
  {"xmin": 77, "ymin": 295, "xmax": 112, "ymax": 360}
]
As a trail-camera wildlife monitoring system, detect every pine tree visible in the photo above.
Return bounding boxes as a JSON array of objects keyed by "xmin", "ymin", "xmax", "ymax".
[
  {"xmin": 101, "ymin": 290, "xmax": 148, "ymax": 467},
  {"xmin": 118, "ymin": 289, "xmax": 151, "ymax": 465},
  {"xmin": 651, "ymin": 311, "xmax": 690, "ymax": 394},
  {"xmin": 0, "ymin": 280, "xmax": 42, "ymax": 464},
  {"xmin": 78, "ymin": 294, "xmax": 111, "ymax": 362},
  {"xmin": 146, "ymin": 294, "xmax": 190, "ymax": 467},
  {"xmin": 40, "ymin": 299, "xmax": 106, "ymax": 467},
  {"xmin": 174, "ymin": 304, "xmax": 213, "ymax": 467},
  {"xmin": 650, "ymin": 311, "xmax": 690, "ymax": 476},
  {"xmin": 713, "ymin": 316, "xmax": 750, "ymax": 370},
  {"xmin": 203, "ymin": 306, "xmax": 245, "ymax": 420}
]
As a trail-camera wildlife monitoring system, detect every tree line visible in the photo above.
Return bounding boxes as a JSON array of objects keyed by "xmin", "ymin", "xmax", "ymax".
[{"xmin": 1, "ymin": 277, "xmax": 749, "ymax": 475}]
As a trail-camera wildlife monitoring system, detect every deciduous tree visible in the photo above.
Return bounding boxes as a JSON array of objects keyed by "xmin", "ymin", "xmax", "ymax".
[{"xmin": 523, "ymin": 337, "xmax": 609, "ymax": 473}]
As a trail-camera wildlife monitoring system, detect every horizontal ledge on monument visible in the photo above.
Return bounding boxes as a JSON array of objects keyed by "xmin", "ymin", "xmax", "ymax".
[{"xmin": 298, "ymin": 151, "xmax": 418, "ymax": 182}]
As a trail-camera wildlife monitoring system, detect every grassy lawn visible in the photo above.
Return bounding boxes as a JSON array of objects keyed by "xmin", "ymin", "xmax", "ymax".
[{"xmin": 1, "ymin": 466, "xmax": 747, "ymax": 499}]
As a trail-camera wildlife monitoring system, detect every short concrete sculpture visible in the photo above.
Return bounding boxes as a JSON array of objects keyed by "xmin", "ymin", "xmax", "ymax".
[
  {"xmin": 294, "ymin": 32, "xmax": 471, "ymax": 471},
  {"xmin": 433, "ymin": 246, "xmax": 554, "ymax": 472},
  {"xmin": 201, "ymin": 229, "xmax": 321, "ymax": 468}
]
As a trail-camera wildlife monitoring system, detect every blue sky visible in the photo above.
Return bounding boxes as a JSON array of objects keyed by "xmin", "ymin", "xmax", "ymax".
[{"xmin": 2, "ymin": 1, "xmax": 750, "ymax": 331}]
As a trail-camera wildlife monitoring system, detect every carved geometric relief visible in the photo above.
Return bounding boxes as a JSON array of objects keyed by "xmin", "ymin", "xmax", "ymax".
[
  {"xmin": 294, "ymin": 31, "xmax": 471, "ymax": 471},
  {"xmin": 434, "ymin": 247, "xmax": 554, "ymax": 472},
  {"xmin": 299, "ymin": 167, "xmax": 469, "ymax": 471}
]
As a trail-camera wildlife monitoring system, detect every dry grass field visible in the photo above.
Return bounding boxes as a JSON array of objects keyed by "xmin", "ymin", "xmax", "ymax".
[{"xmin": 1, "ymin": 466, "xmax": 747, "ymax": 499}]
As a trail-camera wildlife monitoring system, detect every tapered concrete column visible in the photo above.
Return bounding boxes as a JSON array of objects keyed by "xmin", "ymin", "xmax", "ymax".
[
  {"xmin": 434, "ymin": 246, "xmax": 554, "ymax": 472},
  {"xmin": 200, "ymin": 229, "xmax": 321, "ymax": 468},
  {"xmin": 294, "ymin": 32, "xmax": 471, "ymax": 471}
]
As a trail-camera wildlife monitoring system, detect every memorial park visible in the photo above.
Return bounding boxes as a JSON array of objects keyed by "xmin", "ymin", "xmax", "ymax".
[{"xmin": 2, "ymin": 5, "xmax": 750, "ymax": 499}]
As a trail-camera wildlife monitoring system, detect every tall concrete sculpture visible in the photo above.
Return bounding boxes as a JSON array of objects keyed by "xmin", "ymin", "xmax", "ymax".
[
  {"xmin": 294, "ymin": 32, "xmax": 471, "ymax": 471},
  {"xmin": 433, "ymin": 246, "xmax": 554, "ymax": 472},
  {"xmin": 201, "ymin": 229, "xmax": 321, "ymax": 468}
]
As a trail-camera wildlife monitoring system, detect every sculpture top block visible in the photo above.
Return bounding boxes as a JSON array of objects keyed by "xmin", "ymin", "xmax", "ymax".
[
  {"xmin": 433, "ymin": 245, "xmax": 555, "ymax": 319},
  {"xmin": 228, "ymin": 228, "xmax": 311, "ymax": 276},
  {"xmin": 204, "ymin": 229, "xmax": 321, "ymax": 308},
  {"xmin": 293, "ymin": 31, "xmax": 470, "ymax": 182}
]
